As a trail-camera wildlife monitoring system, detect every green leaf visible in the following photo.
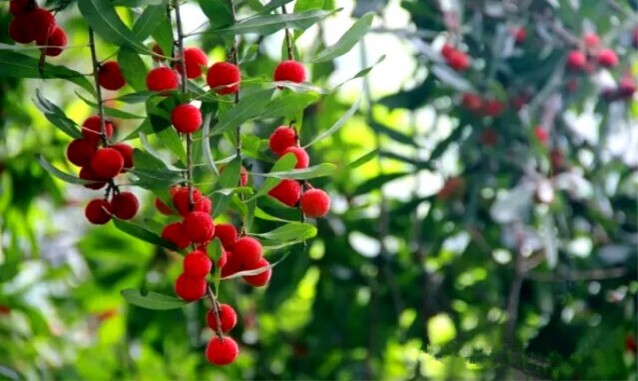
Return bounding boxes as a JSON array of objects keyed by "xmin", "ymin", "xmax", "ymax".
[
  {"xmin": 36, "ymin": 155, "xmax": 91, "ymax": 185},
  {"xmin": 352, "ymin": 172, "xmax": 409, "ymax": 196},
  {"xmin": 117, "ymin": 48, "xmax": 149, "ymax": 92},
  {"xmin": 221, "ymin": 251, "xmax": 292, "ymax": 280},
  {"xmin": 211, "ymin": 157, "xmax": 241, "ymax": 217},
  {"xmin": 255, "ymin": 207, "xmax": 294, "ymax": 222},
  {"xmin": 294, "ymin": 0, "xmax": 325, "ymax": 12},
  {"xmin": 0, "ymin": 51, "xmax": 94, "ymax": 93},
  {"xmin": 157, "ymin": 128, "xmax": 186, "ymax": 164},
  {"xmin": 209, "ymin": 238, "xmax": 223, "ymax": 292},
  {"xmin": 120, "ymin": 289, "xmax": 188, "ymax": 310},
  {"xmin": 138, "ymin": 133, "xmax": 184, "ymax": 171},
  {"xmin": 151, "ymin": 16, "xmax": 174, "ymax": 61},
  {"xmin": 114, "ymin": 91, "xmax": 155, "ymax": 104},
  {"xmin": 431, "ymin": 64, "xmax": 475, "ymax": 92},
  {"xmin": 248, "ymin": 153, "xmax": 298, "ymax": 201},
  {"xmin": 252, "ymin": 222, "xmax": 317, "ymax": 243},
  {"xmin": 113, "ymin": 218, "xmax": 179, "ymax": 250},
  {"xmin": 75, "ymin": 92, "xmax": 145, "ymax": 120},
  {"xmin": 201, "ymin": 114, "xmax": 219, "ymax": 176},
  {"xmin": 303, "ymin": 94, "xmax": 360, "ymax": 148},
  {"xmin": 209, "ymin": 9, "xmax": 337, "ymax": 36},
  {"xmin": 311, "ymin": 12, "xmax": 373, "ymax": 62},
  {"xmin": 257, "ymin": 163, "xmax": 337, "ymax": 180},
  {"xmin": 197, "ymin": 0, "xmax": 234, "ymax": 28},
  {"xmin": 78, "ymin": 0, "xmax": 150, "ymax": 55},
  {"xmin": 334, "ymin": 54, "xmax": 385, "ymax": 88},
  {"xmin": 111, "ymin": 0, "xmax": 165, "ymax": 5},
  {"xmin": 260, "ymin": 0, "xmax": 296, "ymax": 14},
  {"xmin": 343, "ymin": 149, "xmax": 378, "ymax": 170},
  {"xmin": 260, "ymin": 92, "xmax": 320, "ymax": 120},
  {"xmin": 132, "ymin": 4, "xmax": 165, "ymax": 39},
  {"xmin": 208, "ymin": 89, "xmax": 275, "ymax": 136},
  {"xmin": 34, "ymin": 89, "xmax": 82, "ymax": 139}
]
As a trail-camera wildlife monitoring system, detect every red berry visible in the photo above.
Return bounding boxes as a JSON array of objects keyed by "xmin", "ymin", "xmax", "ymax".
[
  {"xmin": 37, "ymin": 26, "xmax": 67, "ymax": 57},
  {"xmin": 176, "ymin": 47, "xmax": 208, "ymax": 79},
  {"xmin": 146, "ymin": 67, "xmax": 180, "ymax": 93},
  {"xmin": 111, "ymin": 143, "xmax": 133, "ymax": 171},
  {"xmin": 268, "ymin": 179, "xmax": 301, "ymax": 207},
  {"xmin": 597, "ymin": 48, "xmax": 618, "ymax": 68},
  {"xmin": 583, "ymin": 32, "xmax": 600, "ymax": 49},
  {"xmin": 206, "ymin": 304, "xmax": 237, "ymax": 333},
  {"xmin": 174, "ymin": 274, "xmax": 207, "ymax": 301},
  {"xmin": 534, "ymin": 126, "xmax": 549, "ymax": 144},
  {"xmin": 446, "ymin": 50, "xmax": 470, "ymax": 71},
  {"xmin": 98, "ymin": 61, "xmax": 126, "ymax": 91},
  {"xmin": 221, "ymin": 251, "xmax": 242, "ymax": 278},
  {"xmin": 213, "ymin": 223, "xmax": 238, "ymax": 250},
  {"xmin": 282, "ymin": 146, "xmax": 309, "ymax": 169},
  {"xmin": 243, "ymin": 257, "xmax": 272, "ymax": 287},
  {"xmin": 9, "ymin": 0, "xmax": 35, "ymax": 16},
  {"xmin": 172, "ymin": 187, "xmax": 204, "ymax": 216},
  {"xmin": 66, "ymin": 139, "xmax": 97, "ymax": 167},
  {"xmin": 205, "ymin": 336, "xmax": 239, "ymax": 366},
  {"xmin": 183, "ymin": 211, "xmax": 215, "ymax": 244},
  {"xmin": 514, "ymin": 27, "xmax": 527, "ymax": 43},
  {"xmin": 194, "ymin": 196, "xmax": 212, "ymax": 214},
  {"xmin": 619, "ymin": 76, "xmax": 636, "ymax": 98},
  {"xmin": 566, "ymin": 50, "xmax": 586, "ymax": 71},
  {"xmin": 183, "ymin": 250, "xmax": 212, "ymax": 277},
  {"xmin": 151, "ymin": 44, "xmax": 165, "ymax": 62},
  {"xmin": 8, "ymin": 15, "xmax": 35, "ymax": 44},
  {"xmin": 300, "ymin": 189, "xmax": 330, "ymax": 217},
  {"xmin": 274, "ymin": 60, "xmax": 306, "ymax": 83},
  {"xmin": 441, "ymin": 44, "xmax": 455, "ymax": 59},
  {"xmin": 207, "ymin": 62, "xmax": 241, "ymax": 95},
  {"xmin": 161, "ymin": 222, "xmax": 191, "ymax": 249},
  {"xmin": 240, "ymin": 166, "xmax": 249, "ymax": 187},
  {"xmin": 218, "ymin": 249, "xmax": 228, "ymax": 268},
  {"xmin": 155, "ymin": 198, "xmax": 174, "ymax": 215},
  {"xmin": 437, "ymin": 177, "xmax": 465, "ymax": 201},
  {"xmin": 111, "ymin": 192, "xmax": 139, "ymax": 220},
  {"xmin": 233, "ymin": 236, "xmax": 262, "ymax": 268},
  {"xmin": 79, "ymin": 166, "xmax": 107, "ymax": 190},
  {"xmin": 82, "ymin": 115, "xmax": 114, "ymax": 144},
  {"xmin": 461, "ymin": 93, "xmax": 483, "ymax": 112},
  {"xmin": 171, "ymin": 104, "xmax": 202, "ymax": 133},
  {"xmin": 85, "ymin": 199, "xmax": 112, "ymax": 225},
  {"xmin": 269, "ymin": 126, "xmax": 297, "ymax": 156},
  {"xmin": 29, "ymin": 8, "xmax": 56, "ymax": 44},
  {"xmin": 91, "ymin": 148, "xmax": 124, "ymax": 179},
  {"xmin": 626, "ymin": 335, "xmax": 637, "ymax": 353},
  {"xmin": 482, "ymin": 99, "xmax": 505, "ymax": 117}
]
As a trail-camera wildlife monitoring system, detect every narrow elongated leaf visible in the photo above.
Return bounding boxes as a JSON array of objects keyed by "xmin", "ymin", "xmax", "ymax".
[
  {"xmin": 252, "ymin": 222, "xmax": 317, "ymax": 242},
  {"xmin": 335, "ymin": 54, "xmax": 385, "ymax": 88},
  {"xmin": 312, "ymin": 13, "xmax": 373, "ymax": 62},
  {"xmin": 151, "ymin": 17, "xmax": 174, "ymax": 61},
  {"xmin": 120, "ymin": 289, "xmax": 188, "ymax": 310},
  {"xmin": 114, "ymin": 91, "xmax": 155, "ymax": 104},
  {"xmin": 197, "ymin": 0, "xmax": 234, "ymax": 28},
  {"xmin": 113, "ymin": 218, "xmax": 179, "ymax": 250},
  {"xmin": 222, "ymin": 251, "xmax": 292, "ymax": 279},
  {"xmin": 248, "ymin": 153, "xmax": 298, "ymax": 201},
  {"xmin": 202, "ymin": 114, "xmax": 219, "ymax": 176},
  {"xmin": 257, "ymin": 163, "xmax": 336, "ymax": 180},
  {"xmin": 304, "ymin": 95, "xmax": 361, "ymax": 148},
  {"xmin": 209, "ymin": 9, "xmax": 336, "ymax": 36},
  {"xmin": 211, "ymin": 157, "xmax": 242, "ymax": 217},
  {"xmin": 34, "ymin": 90, "xmax": 82, "ymax": 139},
  {"xmin": 78, "ymin": 0, "xmax": 150, "ymax": 55},
  {"xmin": 261, "ymin": 92, "xmax": 320, "ymax": 120},
  {"xmin": 343, "ymin": 149, "xmax": 378, "ymax": 170},
  {"xmin": 352, "ymin": 172, "xmax": 409, "ymax": 196},
  {"xmin": 117, "ymin": 48, "xmax": 149, "ymax": 92},
  {"xmin": 132, "ymin": 4, "xmax": 165, "ymax": 39},
  {"xmin": 157, "ymin": 127, "xmax": 186, "ymax": 164},
  {"xmin": 260, "ymin": 0, "xmax": 295, "ymax": 13},
  {"xmin": 0, "ymin": 51, "xmax": 94, "ymax": 93},
  {"xmin": 208, "ymin": 89, "xmax": 275, "ymax": 136},
  {"xmin": 76, "ymin": 92, "xmax": 144, "ymax": 120},
  {"xmin": 431, "ymin": 64, "xmax": 475, "ymax": 92},
  {"xmin": 294, "ymin": 0, "xmax": 324, "ymax": 12},
  {"xmin": 36, "ymin": 155, "xmax": 91, "ymax": 185}
]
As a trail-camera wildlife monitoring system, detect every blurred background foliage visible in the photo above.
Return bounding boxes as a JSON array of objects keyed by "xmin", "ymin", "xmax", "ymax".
[{"xmin": 1, "ymin": 0, "xmax": 637, "ymax": 380}]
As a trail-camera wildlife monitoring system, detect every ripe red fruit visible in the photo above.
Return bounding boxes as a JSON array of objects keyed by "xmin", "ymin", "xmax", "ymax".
[
  {"xmin": 151, "ymin": 44, "xmax": 165, "ymax": 62},
  {"xmin": 514, "ymin": 27, "xmax": 527, "ymax": 43},
  {"xmin": 82, "ymin": 115, "xmax": 114, "ymax": 144},
  {"xmin": 626, "ymin": 335, "xmax": 637, "ymax": 353},
  {"xmin": 583, "ymin": 32, "xmax": 600, "ymax": 49},
  {"xmin": 437, "ymin": 177, "xmax": 466, "ymax": 201},
  {"xmin": 282, "ymin": 146, "xmax": 309, "ymax": 169},
  {"xmin": 29, "ymin": 8, "xmax": 56, "ymax": 44},
  {"xmin": 79, "ymin": 166, "xmax": 107, "ymax": 190},
  {"xmin": 111, "ymin": 143, "xmax": 133, "ymax": 171},
  {"xmin": 221, "ymin": 251, "xmax": 242, "ymax": 278},
  {"xmin": 146, "ymin": 67, "xmax": 180, "ymax": 93},
  {"xmin": 98, "ymin": 61, "xmax": 126, "ymax": 91},
  {"xmin": 206, "ymin": 304, "xmax": 237, "ymax": 333},
  {"xmin": 597, "ymin": 48, "xmax": 618, "ymax": 68},
  {"xmin": 111, "ymin": 192, "xmax": 139, "ymax": 220},
  {"xmin": 85, "ymin": 199, "xmax": 112, "ymax": 225},
  {"xmin": 9, "ymin": 0, "xmax": 35, "ymax": 16},
  {"xmin": 268, "ymin": 179, "xmax": 301, "ymax": 207},
  {"xmin": 161, "ymin": 222, "xmax": 191, "ymax": 249},
  {"xmin": 618, "ymin": 76, "xmax": 636, "ymax": 98},
  {"xmin": 213, "ymin": 223, "xmax": 238, "ymax": 250},
  {"xmin": 67, "ymin": 139, "xmax": 97, "ymax": 167},
  {"xmin": 300, "ymin": 189, "xmax": 330, "ymax": 217},
  {"xmin": 176, "ymin": 47, "xmax": 208, "ymax": 79},
  {"xmin": 183, "ymin": 211, "xmax": 215, "ymax": 244},
  {"xmin": 534, "ymin": 126, "xmax": 549, "ymax": 145},
  {"xmin": 171, "ymin": 104, "xmax": 203, "ymax": 133},
  {"xmin": 206, "ymin": 336, "xmax": 239, "ymax": 366},
  {"xmin": 172, "ymin": 187, "xmax": 204, "ymax": 216},
  {"xmin": 233, "ymin": 236, "xmax": 263, "ymax": 268},
  {"xmin": 91, "ymin": 148, "xmax": 124, "ymax": 179},
  {"xmin": 482, "ymin": 99, "xmax": 505, "ymax": 117},
  {"xmin": 183, "ymin": 250, "xmax": 212, "ymax": 278},
  {"xmin": 8, "ymin": 16, "xmax": 35, "ymax": 44},
  {"xmin": 446, "ymin": 50, "xmax": 470, "ymax": 71},
  {"xmin": 566, "ymin": 50, "xmax": 586, "ymax": 71},
  {"xmin": 461, "ymin": 93, "xmax": 483, "ymax": 112},
  {"xmin": 37, "ymin": 26, "xmax": 67, "ymax": 57},
  {"xmin": 218, "ymin": 249, "xmax": 228, "ymax": 268},
  {"xmin": 240, "ymin": 166, "xmax": 249, "ymax": 187},
  {"xmin": 243, "ymin": 257, "xmax": 272, "ymax": 287},
  {"xmin": 269, "ymin": 126, "xmax": 297, "ymax": 156},
  {"xmin": 274, "ymin": 60, "xmax": 307, "ymax": 84},
  {"xmin": 207, "ymin": 62, "xmax": 241, "ymax": 95},
  {"xmin": 174, "ymin": 274, "xmax": 207, "ymax": 301},
  {"xmin": 441, "ymin": 44, "xmax": 455, "ymax": 59},
  {"xmin": 194, "ymin": 196, "xmax": 212, "ymax": 214},
  {"xmin": 155, "ymin": 198, "xmax": 174, "ymax": 215}
]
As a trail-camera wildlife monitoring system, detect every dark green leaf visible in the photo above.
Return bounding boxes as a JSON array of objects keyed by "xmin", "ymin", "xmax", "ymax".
[
  {"xmin": 36, "ymin": 155, "xmax": 91, "ymax": 185},
  {"xmin": 252, "ymin": 222, "xmax": 317, "ymax": 243},
  {"xmin": 132, "ymin": 4, "xmax": 165, "ymax": 39},
  {"xmin": 197, "ymin": 0, "xmax": 234, "ymax": 28},
  {"xmin": 352, "ymin": 172, "xmax": 409, "ymax": 196},
  {"xmin": 304, "ymin": 94, "xmax": 360, "ymax": 148},
  {"xmin": 208, "ymin": 9, "xmax": 337, "ymax": 36},
  {"xmin": 260, "ymin": 92, "xmax": 320, "ymax": 120},
  {"xmin": 343, "ymin": 149, "xmax": 378, "ymax": 170},
  {"xmin": 34, "ymin": 89, "xmax": 82, "ymax": 139},
  {"xmin": 117, "ymin": 48, "xmax": 149, "ymax": 92},
  {"xmin": 258, "ymin": 163, "xmax": 337, "ymax": 180},
  {"xmin": 208, "ymin": 89, "xmax": 275, "ymax": 136},
  {"xmin": 311, "ymin": 12, "xmax": 373, "ymax": 62},
  {"xmin": 113, "ymin": 218, "xmax": 179, "ymax": 250},
  {"xmin": 120, "ymin": 289, "xmax": 188, "ymax": 310}
]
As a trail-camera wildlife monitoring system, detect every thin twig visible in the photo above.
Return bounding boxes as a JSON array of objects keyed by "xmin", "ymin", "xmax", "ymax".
[
  {"xmin": 88, "ymin": 28, "xmax": 108, "ymax": 147},
  {"xmin": 206, "ymin": 286, "xmax": 224, "ymax": 339},
  {"xmin": 281, "ymin": 4, "xmax": 295, "ymax": 60}
]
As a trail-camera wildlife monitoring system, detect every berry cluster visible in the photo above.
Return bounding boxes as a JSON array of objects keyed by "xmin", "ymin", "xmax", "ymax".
[
  {"xmin": 267, "ymin": 126, "xmax": 331, "ymax": 217},
  {"xmin": 441, "ymin": 44, "xmax": 471, "ymax": 72},
  {"xmin": 66, "ymin": 115, "xmax": 138, "ymax": 224},
  {"xmin": 205, "ymin": 304, "xmax": 239, "ymax": 366},
  {"xmin": 8, "ymin": 0, "xmax": 67, "ymax": 57},
  {"xmin": 460, "ymin": 93, "xmax": 506, "ymax": 117}
]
